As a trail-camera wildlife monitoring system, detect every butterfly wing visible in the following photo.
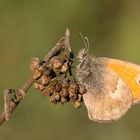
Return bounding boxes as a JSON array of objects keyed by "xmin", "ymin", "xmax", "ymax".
[
  {"xmin": 76, "ymin": 57, "xmax": 133, "ymax": 122},
  {"xmin": 83, "ymin": 65, "xmax": 132, "ymax": 122},
  {"xmin": 107, "ymin": 58, "xmax": 140, "ymax": 104}
]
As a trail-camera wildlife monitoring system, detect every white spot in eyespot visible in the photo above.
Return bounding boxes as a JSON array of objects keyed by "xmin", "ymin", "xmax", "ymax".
[{"xmin": 135, "ymin": 74, "xmax": 140, "ymax": 85}]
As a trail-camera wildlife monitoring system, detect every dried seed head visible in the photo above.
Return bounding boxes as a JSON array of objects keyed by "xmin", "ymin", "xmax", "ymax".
[
  {"xmin": 53, "ymin": 61, "xmax": 62, "ymax": 69},
  {"xmin": 32, "ymin": 69, "xmax": 43, "ymax": 80},
  {"xmin": 73, "ymin": 101, "xmax": 81, "ymax": 108},
  {"xmin": 61, "ymin": 97, "xmax": 67, "ymax": 104},
  {"xmin": 70, "ymin": 94, "xmax": 78, "ymax": 101},
  {"xmin": 34, "ymin": 82, "xmax": 45, "ymax": 91},
  {"xmin": 49, "ymin": 95, "xmax": 57, "ymax": 104},
  {"xmin": 69, "ymin": 81, "xmax": 77, "ymax": 89},
  {"xmin": 50, "ymin": 57, "xmax": 62, "ymax": 69},
  {"xmin": 38, "ymin": 65, "xmax": 44, "ymax": 71},
  {"xmin": 55, "ymin": 81, "xmax": 62, "ymax": 92},
  {"xmin": 61, "ymin": 63, "xmax": 69, "ymax": 73},
  {"xmin": 68, "ymin": 82, "xmax": 78, "ymax": 95},
  {"xmin": 30, "ymin": 57, "xmax": 41, "ymax": 71},
  {"xmin": 78, "ymin": 83, "xmax": 87, "ymax": 94},
  {"xmin": 62, "ymin": 78, "xmax": 69, "ymax": 88},
  {"xmin": 47, "ymin": 85, "xmax": 55, "ymax": 96},
  {"xmin": 54, "ymin": 92, "xmax": 61, "ymax": 101},
  {"xmin": 36, "ymin": 78, "xmax": 42, "ymax": 84},
  {"xmin": 69, "ymin": 92, "xmax": 74, "ymax": 99},
  {"xmin": 49, "ymin": 78, "xmax": 58, "ymax": 87},
  {"xmin": 42, "ymin": 88, "xmax": 49, "ymax": 96},
  {"xmin": 31, "ymin": 29, "xmax": 84, "ymax": 108},
  {"xmin": 53, "ymin": 68, "xmax": 60, "ymax": 73},
  {"xmin": 34, "ymin": 82, "xmax": 40, "ymax": 89},
  {"xmin": 60, "ymin": 88, "xmax": 69, "ymax": 98},
  {"xmin": 38, "ymin": 85, "xmax": 45, "ymax": 91},
  {"xmin": 41, "ymin": 75, "xmax": 51, "ymax": 86},
  {"xmin": 43, "ymin": 69, "xmax": 51, "ymax": 76}
]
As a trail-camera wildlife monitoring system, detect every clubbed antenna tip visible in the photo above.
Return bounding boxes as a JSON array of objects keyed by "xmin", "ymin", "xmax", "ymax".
[{"xmin": 75, "ymin": 29, "xmax": 89, "ymax": 50}]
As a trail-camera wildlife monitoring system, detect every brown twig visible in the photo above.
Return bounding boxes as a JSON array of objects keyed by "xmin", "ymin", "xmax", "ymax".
[
  {"xmin": 44, "ymin": 28, "xmax": 71, "ymax": 63},
  {"xmin": 0, "ymin": 76, "xmax": 34, "ymax": 125},
  {"xmin": 0, "ymin": 28, "xmax": 86, "ymax": 126},
  {"xmin": 0, "ymin": 29, "xmax": 71, "ymax": 125}
]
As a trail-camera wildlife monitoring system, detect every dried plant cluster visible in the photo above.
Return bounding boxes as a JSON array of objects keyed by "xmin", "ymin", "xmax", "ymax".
[
  {"xmin": 0, "ymin": 29, "xmax": 86, "ymax": 125},
  {"xmin": 30, "ymin": 37, "xmax": 86, "ymax": 108}
]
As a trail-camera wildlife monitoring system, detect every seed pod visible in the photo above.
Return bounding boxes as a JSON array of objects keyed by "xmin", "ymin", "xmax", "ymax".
[
  {"xmin": 78, "ymin": 83, "xmax": 87, "ymax": 94},
  {"xmin": 69, "ymin": 92, "xmax": 74, "ymax": 99},
  {"xmin": 61, "ymin": 63, "xmax": 69, "ymax": 73},
  {"xmin": 61, "ymin": 97, "xmax": 67, "ymax": 104},
  {"xmin": 47, "ymin": 85, "xmax": 55, "ymax": 96},
  {"xmin": 30, "ymin": 57, "xmax": 41, "ymax": 71},
  {"xmin": 43, "ymin": 69, "xmax": 51, "ymax": 77},
  {"xmin": 69, "ymin": 94, "xmax": 78, "ymax": 104},
  {"xmin": 49, "ymin": 78, "xmax": 58, "ymax": 87},
  {"xmin": 60, "ymin": 88, "xmax": 69, "ymax": 98},
  {"xmin": 62, "ymin": 78, "xmax": 69, "ymax": 88},
  {"xmin": 68, "ymin": 82, "xmax": 78, "ymax": 97},
  {"xmin": 32, "ymin": 69, "xmax": 43, "ymax": 80},
  {"xmin": 60, "ymin": 78, "xmax": 69, "ymax": 97},
  {"xmin": 34, "ymin": 82, "xmax": 45, "ymax": 91},
  {"xmin": 41, "ymin": 75, "xmax": 51, "ymax": 86},
  {"xmin": 53, "ymin": 68, "xmax": 59, "ymax": 73},
  {"xmin": 36, "ymin": 77, "xmax": 42, "ymax": 84},
  {"xmin": 69, "ymin": 81, "xmax": 78, "ymax": 91},
  {"xmin": 55, "ymin": 81, "xmax": 62, "ymax": 92},
  {"xmin": 34, "ymin": 82, "xmax": 40, "ymax": 89},
  {"xmin": 50, "ymin": 57, "xmax": 63, "ymax": 70},
  {"xmin": 49, "ymin": 94, "xmax": 57, "ymax": 104},
  {"xmin": 54, "ymin": 92, "xmax": 60, "ymax": 101},
  {"xmin": 42, "ymin": 88, "xmax": 49, "ymax": 96},
  {"xmin": 38, "ymin": 85, "xmax": 45, "ymax": 91},
  {"xmin": 73, "ymin": 101, "xmax": 81, "ymax": 108},
  {"xmin": 38, "ymin": 65, "xmax": 45, "ymax": 71}
]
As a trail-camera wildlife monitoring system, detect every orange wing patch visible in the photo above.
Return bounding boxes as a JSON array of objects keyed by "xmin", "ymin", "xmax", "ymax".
[{"xmin": 107, "ymin": 59, "xmax": 140, "ymax": 103}]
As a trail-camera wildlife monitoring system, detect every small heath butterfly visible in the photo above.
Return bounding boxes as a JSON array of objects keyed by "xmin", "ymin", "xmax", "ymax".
[{"xmin": 76, "ymin": 32, "xmax": 140, "ymax": 123}]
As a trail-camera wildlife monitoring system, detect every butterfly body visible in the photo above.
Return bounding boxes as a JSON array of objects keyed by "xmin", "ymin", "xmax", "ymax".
[{"xmin": 76, "ymin": 48, "xmax": 140, "ymax": 123}]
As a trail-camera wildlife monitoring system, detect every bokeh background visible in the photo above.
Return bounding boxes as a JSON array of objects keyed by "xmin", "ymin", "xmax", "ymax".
[{"xmin": 0, "ymin": 0, "xmax": 140, "ymax": 140}]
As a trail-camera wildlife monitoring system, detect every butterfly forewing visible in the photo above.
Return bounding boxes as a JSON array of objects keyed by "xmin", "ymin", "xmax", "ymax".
[{"xmin": 76, "ymin": 56, "xmax": 133, "ymax": 122}]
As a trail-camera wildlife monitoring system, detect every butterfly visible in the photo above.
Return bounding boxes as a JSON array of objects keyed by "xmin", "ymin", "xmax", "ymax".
[{"xmin": 76, "ymin": 33, "xmax": 140, "ymax": 123}]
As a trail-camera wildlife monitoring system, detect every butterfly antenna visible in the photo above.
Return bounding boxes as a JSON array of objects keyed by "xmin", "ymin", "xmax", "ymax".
[
  {"xmin": 75, "ymin": 29, "xmax": 89, "ymax": 50},
  {"xmin": 84, "ymin": 36, "xmax": 89, "ymax": 50}
]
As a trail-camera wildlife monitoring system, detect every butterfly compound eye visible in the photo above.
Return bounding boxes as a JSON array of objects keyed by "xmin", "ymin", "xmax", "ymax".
[{"xmin": 135, "ymin": 74, "xmax": 140, "ymax": 85}]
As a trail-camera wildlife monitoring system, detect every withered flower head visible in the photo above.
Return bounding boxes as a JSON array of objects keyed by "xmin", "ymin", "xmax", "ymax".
[{"xmin": 30, "ymin": 57, "xmax": 41, "ymax": 71}]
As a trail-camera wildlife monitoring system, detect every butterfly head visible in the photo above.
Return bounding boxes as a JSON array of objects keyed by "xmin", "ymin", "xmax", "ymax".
[{"xmin": 77, "ymin": 48, "xmax": 88, "ymax": 62}]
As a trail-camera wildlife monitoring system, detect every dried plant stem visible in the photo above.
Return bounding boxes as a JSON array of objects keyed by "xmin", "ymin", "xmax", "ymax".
[
  {"xmin": 44, "ymin": 28, "xmax": 71, "ymax": 63},
  {"xmin": 0, "ymin": 29, "xmax": 70, "ymax": 126},
  {"xmin": 0, "ymin": 28, "xmax": 85, "ymax": 126},
  {"xmin": 0, "ymin": 76, "xmax": 34, "ymax": 125}
]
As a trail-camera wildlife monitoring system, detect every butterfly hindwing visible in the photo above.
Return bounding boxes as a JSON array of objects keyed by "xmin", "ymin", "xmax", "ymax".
[
  {"xmin": 83, "ymin": 64, "xmax": 133, "ymax": 122},
  {"xmin": 107, "ymin": 58, "xmax": 140, "ymax": 104}
]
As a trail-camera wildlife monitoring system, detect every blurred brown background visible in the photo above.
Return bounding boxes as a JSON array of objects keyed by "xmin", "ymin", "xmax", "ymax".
[{"xmin": 0, "ymin": 0, "xmax": 140, "ymax": 140}]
